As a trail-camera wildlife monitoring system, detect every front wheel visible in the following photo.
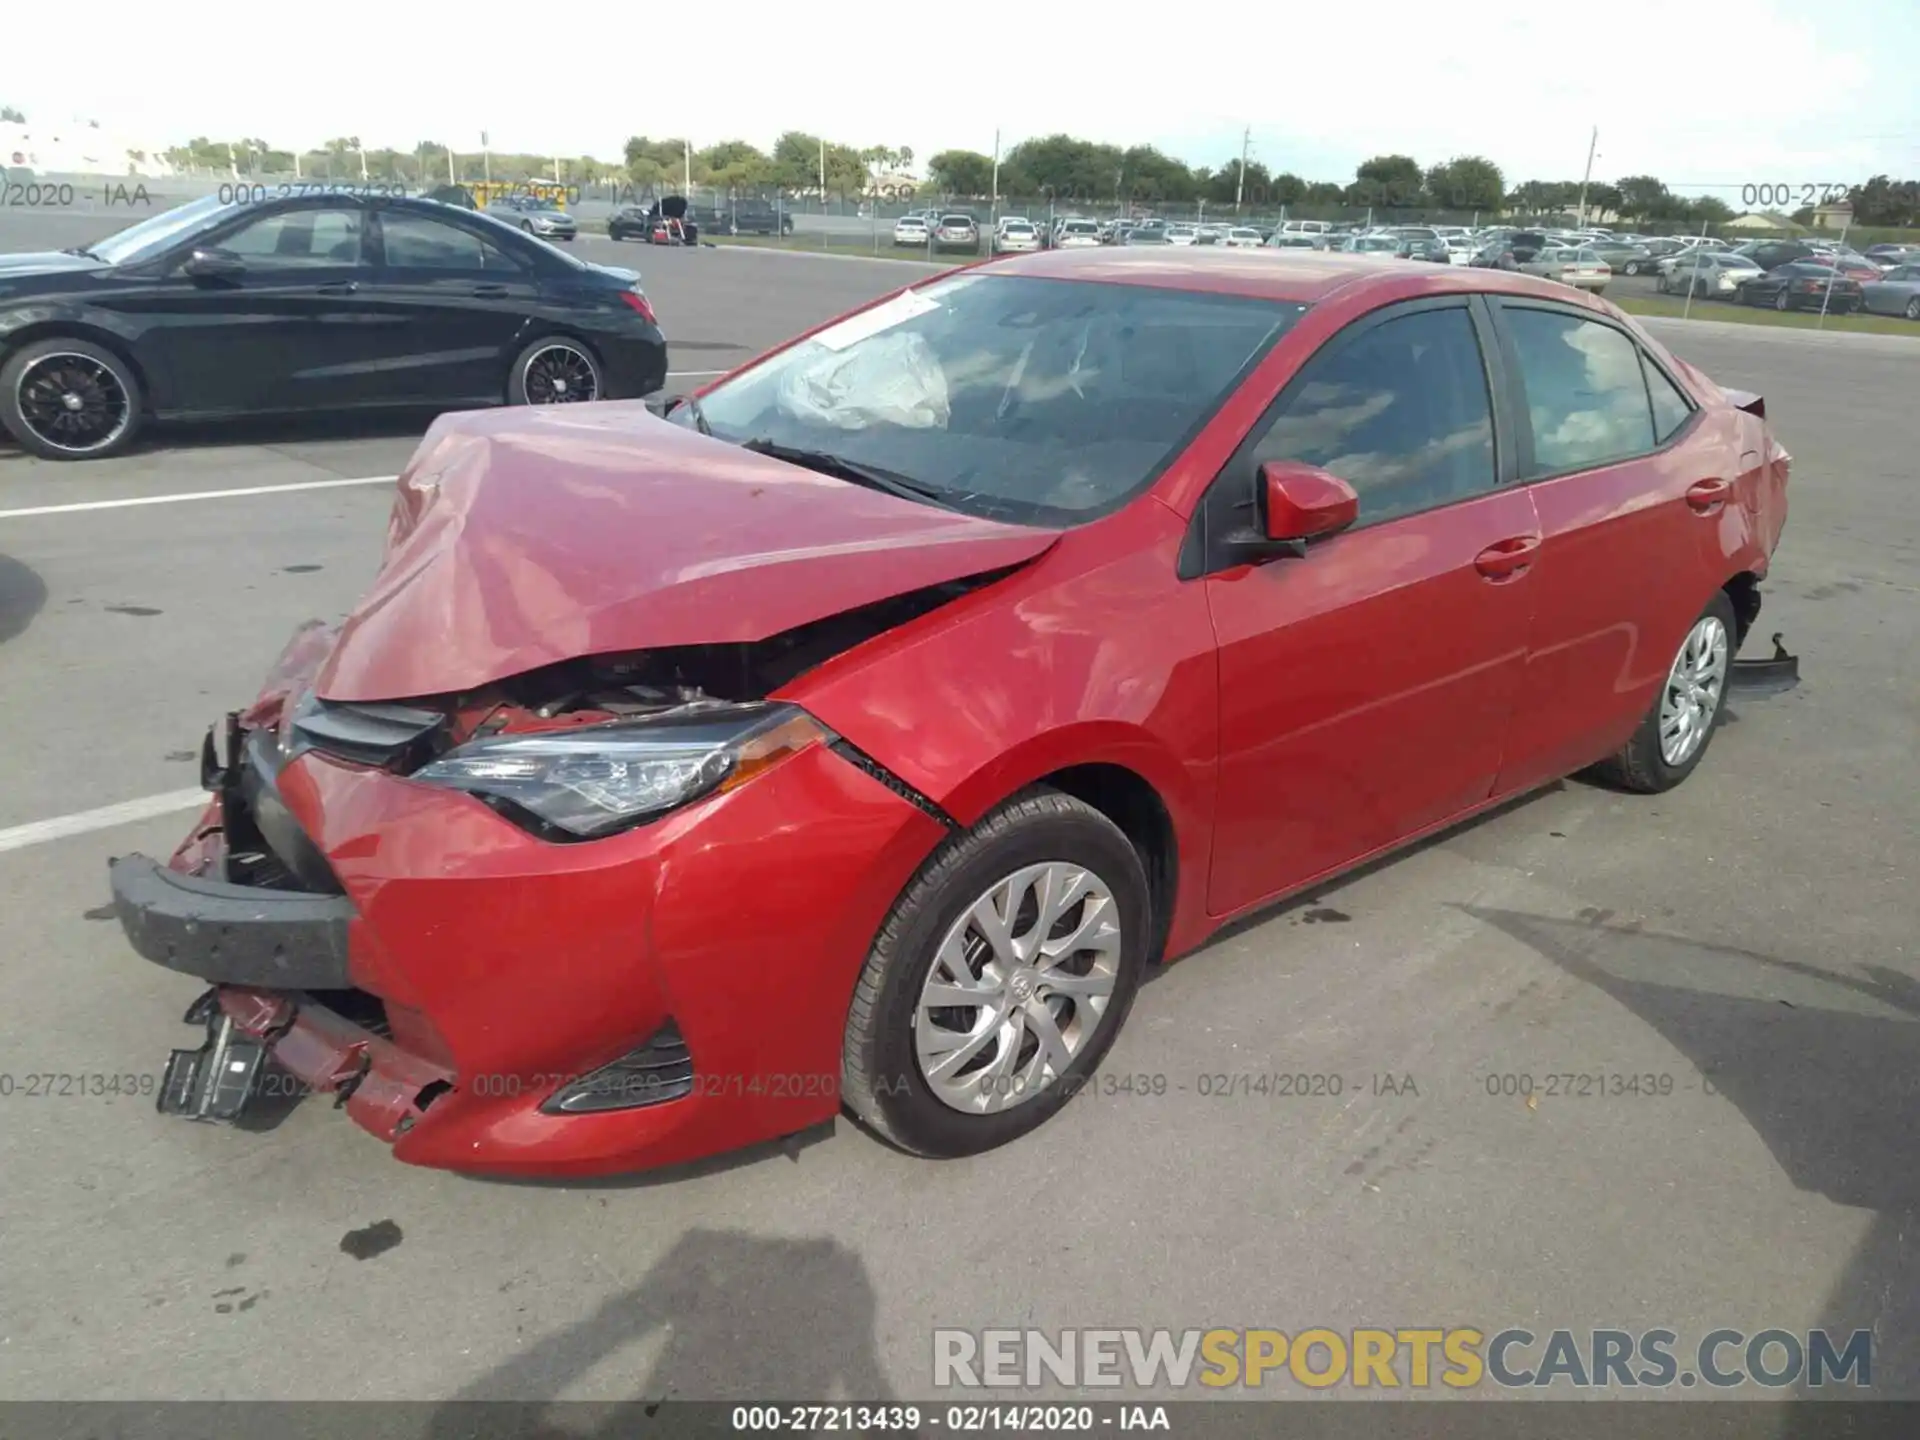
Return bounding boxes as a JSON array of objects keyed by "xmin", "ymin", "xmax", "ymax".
[
  {"xmin": 841, "ymin": 788, "xmax": 1150, "ymax": 1158},
  {"xmin": 1906, "ymin": 297, "xmax": 1920, "ymax": 321},
  {"xmin": 0, "ymin": 337, "xmax": 145, "ymax": 461},
  {"xmin": 1775, "ymin": 289, "xmax": 1792, "ymax": 311},
  {"xmin": 1624, "ymin": 260, "xmax": 1641, "ymax": 275},
  {"xmin": 1588, "ymin": 591, "xmax": 1736, "ymax": 794}
]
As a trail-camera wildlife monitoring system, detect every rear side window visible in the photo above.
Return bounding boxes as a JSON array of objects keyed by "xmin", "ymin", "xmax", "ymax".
[
  {"xmin": 380, "ymin": 214, "xmax": 521, "ymax": 272},
  {"xmin": 1504, "ymin": 309, "xmax": 1657, "ymax": 475},
  {"xmin": 1644, "ymin": 359, "xmax": 1694, "ymax": 443},
  {"xmin": 1249, "ymin": 305, "xmax": 1497, "ymax": 525}
]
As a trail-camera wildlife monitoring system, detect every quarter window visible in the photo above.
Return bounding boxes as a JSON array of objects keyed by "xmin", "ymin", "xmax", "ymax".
[
  {"xmin": 1504, "ymin": 308, "xmax": 1656, "ymax": 475},
  {"xmin": 1248, "ymin": 306, "xmax": 1497, "ymax": 525},
  {"xmin": 1644, "ymin": 358, "xmax": 1694, "ymax": 444}
]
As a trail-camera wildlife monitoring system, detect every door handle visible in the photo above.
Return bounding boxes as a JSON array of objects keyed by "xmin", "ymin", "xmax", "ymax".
[
  {"xmin": 471, "ymin": 283, "xmax": 509, "ymax": 298},
  {"xmin": 1473, "ymin": 534, "xmax": 1541, "ymax": 581},
  {"xmin": 1686, "ymin": 477, "xmax": 1732, "ymax": 512},
  {"xmin": 316, "ymin": 280, "xmax": 358, "ymax": 295}
]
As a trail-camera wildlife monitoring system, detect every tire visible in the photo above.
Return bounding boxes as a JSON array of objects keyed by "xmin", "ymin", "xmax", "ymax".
[
  {"xmin": 1656, "ymin": 273, "xmax": 1670, "ymax": 294},
  {"xmin": 520, "ymin": 221, "xmax": 534, "ymax": 233},
  {"xmin": 507, "ymin": 336, "xmax": 602, "ymax": 405},
  {"xmin": 840, "ymin": 787, "xmax": 1151, "ymax": 1158},
  {"xmin": 1774, "ymin": 289, "xmax": 1792, "ymax": 312},
  {"xmin": 0, "ymin": 336, "xmax": 144, "ymax": 461},
  {"xmin": 1588, "ymin": 590, "xmax": 1737, "ymax": 794},
  {"xmin": 1624, "ymin": 260, "xmax": 1641, "ymax": 275},
  {"xmin": 1907, "ymin": 297, "xmax": 1920, "ymax": 321}
]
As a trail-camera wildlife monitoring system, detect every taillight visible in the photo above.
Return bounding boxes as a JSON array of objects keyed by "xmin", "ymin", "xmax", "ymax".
[{"xmin": 621, "ymin": 289, "xmax": 658, "ymax": 325}]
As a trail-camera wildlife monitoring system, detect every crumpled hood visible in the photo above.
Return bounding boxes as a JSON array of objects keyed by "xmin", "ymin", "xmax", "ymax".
[{"xmin": 315, "ymin": 403, "xmax": 1060, "ymax": 702}]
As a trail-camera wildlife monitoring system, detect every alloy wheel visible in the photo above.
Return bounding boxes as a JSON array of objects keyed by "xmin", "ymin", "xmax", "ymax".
[
  {"xmin": 13, "ymin": 352, "xmax": 133, "ymax": 455},
  {"xmin": 522, "ymin": 344, "xmax": 599, "ymax": 404},
  {"xmin": 1906, "ymin": 297, "xmax": 1920, "ymax": 321},
  {"xmin": 1658, "ymin": 616, "xmax": 1730, "ymax": 767},
  {"xmin": 913, "ymin": 861, "xmax": 1123, "ymax": 1115}
]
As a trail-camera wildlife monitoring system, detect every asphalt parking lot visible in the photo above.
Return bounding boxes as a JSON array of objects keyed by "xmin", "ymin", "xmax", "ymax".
[{"xmin": 2, "ymin": 217, "xmax": 1917, "ymax": 1410}]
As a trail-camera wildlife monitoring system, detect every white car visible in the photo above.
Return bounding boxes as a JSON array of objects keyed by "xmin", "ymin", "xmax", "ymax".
[
  {"xmin": 892, "ymin": 215, "xmax": 929, "ymax": 248},
  {"xmin": 1054, "ymin": 219, "xmax": 1103, "ymax": 249},
  {"xmin": 993, "ymin": 221, "xmax": 1041, "ymax": 254},
  {"xmin": 1221, "ymin": 227, "xmax": 1265, "ymax": 249},
  {"xmin": 1166, "ymin": 224, "xmax": 1200, "ymax": 246}
]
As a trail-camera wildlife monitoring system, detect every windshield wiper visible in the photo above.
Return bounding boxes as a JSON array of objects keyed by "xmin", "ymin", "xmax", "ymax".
[{"xmin": 737, "ymin": 438, "xmax": 952, "ymax": 507}]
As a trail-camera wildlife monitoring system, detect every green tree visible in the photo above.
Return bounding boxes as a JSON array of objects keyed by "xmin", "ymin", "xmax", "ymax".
[
  {"xmin": 698, "ymin": 139, "xmax": 772, "ymax": 191},
  {"xmin": 1849, "ymin": 175, "xmax": 1920, "ymax": 227},
  {"xmin": 928, "ymin": 148, "xmax": 995, "ymax": 196},
  {"xmin": 1354, "ymin": 154, "xmax": 1424, "ymax": 206},
  {"xmin": 1207, "ymin": 158, "xmax": 1272, "ymax": 206},
  {"xmin": 1302, "ymin": 181, "xmax": 1345, "ymax": 206},
  {"xmin": 1271, "ymin": 172, "xmax": 1307, "ymax": 207},
  {"xmin": 0, "ymin": 105, "xmax": 24, "ymax": 123},
  {"xmin": 1612, "ymin": 175, "xmax": 1670, "ymax": 223},
  {"xmin": 1425, "ymin": 156, "xmax": 1504, "ymax": 211}
]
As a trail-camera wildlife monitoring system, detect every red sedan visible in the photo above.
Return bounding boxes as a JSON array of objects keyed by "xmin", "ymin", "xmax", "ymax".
[{"xmin": 109, "ymin": 249, "xmax": 1791, "ymax": 1176}]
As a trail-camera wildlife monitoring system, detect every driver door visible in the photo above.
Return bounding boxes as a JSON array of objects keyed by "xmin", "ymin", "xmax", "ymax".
[{"xmin": 139, "ymin": 200, "xmax": 380, "ymax": 416}]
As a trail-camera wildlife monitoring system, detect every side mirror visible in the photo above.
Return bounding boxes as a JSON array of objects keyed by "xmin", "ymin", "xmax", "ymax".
[
  {"xmin": 183, "ymin": 248, "xmax": 244, "ymax": 280},
  {"xmin": 1262, "ymin": 460, "xmax": 1359, "ymax": 543}
]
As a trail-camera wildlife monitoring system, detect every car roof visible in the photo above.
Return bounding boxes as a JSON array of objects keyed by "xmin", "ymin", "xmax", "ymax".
[{"xmin": 979, "ymin": 246, "xmax": 1619, "ymax": 307}]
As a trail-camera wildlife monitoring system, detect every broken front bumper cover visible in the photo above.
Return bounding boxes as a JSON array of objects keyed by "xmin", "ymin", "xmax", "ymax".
[{"xmin": 109, "ymin": 853, "xmax": 354, "ymax": 989}]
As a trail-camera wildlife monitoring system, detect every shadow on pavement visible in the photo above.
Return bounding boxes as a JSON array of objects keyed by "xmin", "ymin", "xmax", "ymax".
[
  {"xmin": 1459, "ymin": 905, "xmax": 1919, "ymax": 1405},
  {"xmin": 0, "ymin": 553, "xmax": 48, "ymax": 646},
  {"xmin": 422, "ymin": 1227, "xmax": 893, "ymax": 1437}
]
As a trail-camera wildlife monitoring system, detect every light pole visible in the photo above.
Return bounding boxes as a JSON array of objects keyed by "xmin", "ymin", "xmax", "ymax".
[
  {"xmin": 1574, "ymin": 126, "xmax": 1598, "ymax": 227},
  {"xmin": 990, "ymin": 128, "xmax": 1001, "ymax": 226},
  {"xmin": 1235, "ymin": 125, "xmax": 1251, "ymax": 216}
]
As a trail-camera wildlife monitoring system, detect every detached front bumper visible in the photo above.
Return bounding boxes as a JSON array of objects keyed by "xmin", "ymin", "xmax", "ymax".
[{"xmin": 109, "ymin": 854, "xmax": 352, "ymax": 989}]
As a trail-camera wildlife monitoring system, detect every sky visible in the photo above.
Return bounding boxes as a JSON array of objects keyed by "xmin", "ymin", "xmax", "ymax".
[{"xmin": 8, "ymin": 1, "xmax": 1919, "ymax": 199}]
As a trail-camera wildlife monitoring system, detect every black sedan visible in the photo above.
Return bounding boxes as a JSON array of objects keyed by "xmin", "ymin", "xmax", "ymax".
[
  {"xmin": 1393, "ymin": 236, "xmax": 1451, "ymax": 264},
  {"xmin": 0, "ymin": 193, "xmax": 669, "ymax": 460},
  {"xmin": 1733, "ymin": 261, "xmax": 1865, "ymax": 314}
]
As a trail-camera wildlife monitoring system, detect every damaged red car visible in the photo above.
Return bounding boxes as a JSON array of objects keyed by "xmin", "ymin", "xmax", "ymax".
[{"xmin": 109, "ymin": 249, "xmax": 1792, "ymax": 1177}]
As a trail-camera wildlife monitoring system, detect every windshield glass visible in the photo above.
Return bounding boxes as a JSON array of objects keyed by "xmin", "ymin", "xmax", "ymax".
[
  {"xmin": 88, "ymin": 194, "xmax": 239, "ymax": 265},
  {"xmin": 679, "ymin": 274, "xmax": 1304, "ymax": 526}
]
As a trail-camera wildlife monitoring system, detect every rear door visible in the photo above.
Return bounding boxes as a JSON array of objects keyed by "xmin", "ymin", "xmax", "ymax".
[
  {"xmin": 1486, "ymin": 300, "xmax": 1730, "ymax": 793},
  {"xmin": 1198, "ymin": 297, "xmax": 1541, "ymax": 915},
  {"xmin": 364, "ymin": 207, "xmax": 539, "ymax": 403}
]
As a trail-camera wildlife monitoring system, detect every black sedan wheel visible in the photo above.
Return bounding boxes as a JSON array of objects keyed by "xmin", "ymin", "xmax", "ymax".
[
  {"xmin": 0, "ymin": 338, "xmax": 144, "ymax": 461},
  {"xmin": 1624, "ymin": 260, "xmax": 1641, "ymax": 275},
  {"xmin": 1774, "ymin": 289, "xmax": 1792, "ymax": 312},
  {"xmin": 1906, "ymin": 297, "xmax": 1920, "ymax": 321},
  {"xmin": 510, "ymin": 339, "xmax": 602, "ymax": 405}
]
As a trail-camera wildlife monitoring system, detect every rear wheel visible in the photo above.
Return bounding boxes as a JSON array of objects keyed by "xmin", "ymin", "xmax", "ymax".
[
  {"xmin": 0, "ymin": 337, "xmax": 144, "ymax": 461},
  {"xmin": 1907, "ymin": 297, "xmax": 1920, "ymax": 321},
  {"xmin": 1588, "ymin": 591, "xmax": 1736, "ymax": 794},
  {"xmin": 841, "ymin": 788, "xmax": 1149, "ymax": 1158},
  {"xmin": 1624, "ymin": 260, "xmax": 1642, "ymax": 275},
  {"xmin": 508, "ymin": 337, "xmax": 601, "ymax": 405},
  {"xmin": 1774, "ymin": 289, "xmax": 1792, "ymax": 311}
]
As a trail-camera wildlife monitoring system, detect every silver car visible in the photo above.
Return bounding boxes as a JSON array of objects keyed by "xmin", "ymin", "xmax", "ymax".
[
  {"xmin": 992, "ymin": 220, "xmax": 1041, "ymax": 254},
  {"xmin": 1657, "ymin": 251, "xmax": 1763, "ymax": 297},
  {"xmin": 1860, "ymin": 263, "xmax": 1920, "ymax": 320},
  {"xmin": 1523, "ymin": 245, "xmax": 1611, "ymax": 292}
]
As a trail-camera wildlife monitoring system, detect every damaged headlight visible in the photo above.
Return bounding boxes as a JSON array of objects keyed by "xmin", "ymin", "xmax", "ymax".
[{"xmin": 413, "ymin": 703, "xmax": 827, "ymax": 840}]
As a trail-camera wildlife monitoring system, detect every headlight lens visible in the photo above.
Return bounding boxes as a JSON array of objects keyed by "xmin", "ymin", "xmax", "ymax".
[{"xmin": 413, "ymin": 703, "xmax": 826, "ymax": 840}]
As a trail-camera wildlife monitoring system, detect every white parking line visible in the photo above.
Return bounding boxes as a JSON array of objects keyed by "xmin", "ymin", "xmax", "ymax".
[
  {"xmin": 0, "ymin": 789, "xmax": 208, "ymax": 856},
  {"xmin": 0, "ymin": 475, "xmax": 399, "ymax": 520}
]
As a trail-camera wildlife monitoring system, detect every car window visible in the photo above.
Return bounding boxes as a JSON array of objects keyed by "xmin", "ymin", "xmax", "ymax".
[
  {"xmin": 682, "ymin": 274, "xmax": 1303, "ymax": 527},
  {"xmin": 217, "ymin": 206, "xmax": 363, "ymax": 266},
  {"xmin": 1644, "ymin": 358, "xmax": 1694, "ymax": 444},
  {"xmin": 1504, "ymin": 309, "xmax": 1657, "ymax": 476},
  {"xmin": 379, "ymin": 213, "xmax": 521, "ymax": 272},
  {"xmin": 1248, "ymin": 306, "xmax": 1497, "ymax": 526}
]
